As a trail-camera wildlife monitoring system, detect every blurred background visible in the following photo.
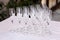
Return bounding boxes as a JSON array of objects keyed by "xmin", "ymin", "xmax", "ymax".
[{"xmin": 0, "ymin": 0, "xmax": 60, "ymax": 22}]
